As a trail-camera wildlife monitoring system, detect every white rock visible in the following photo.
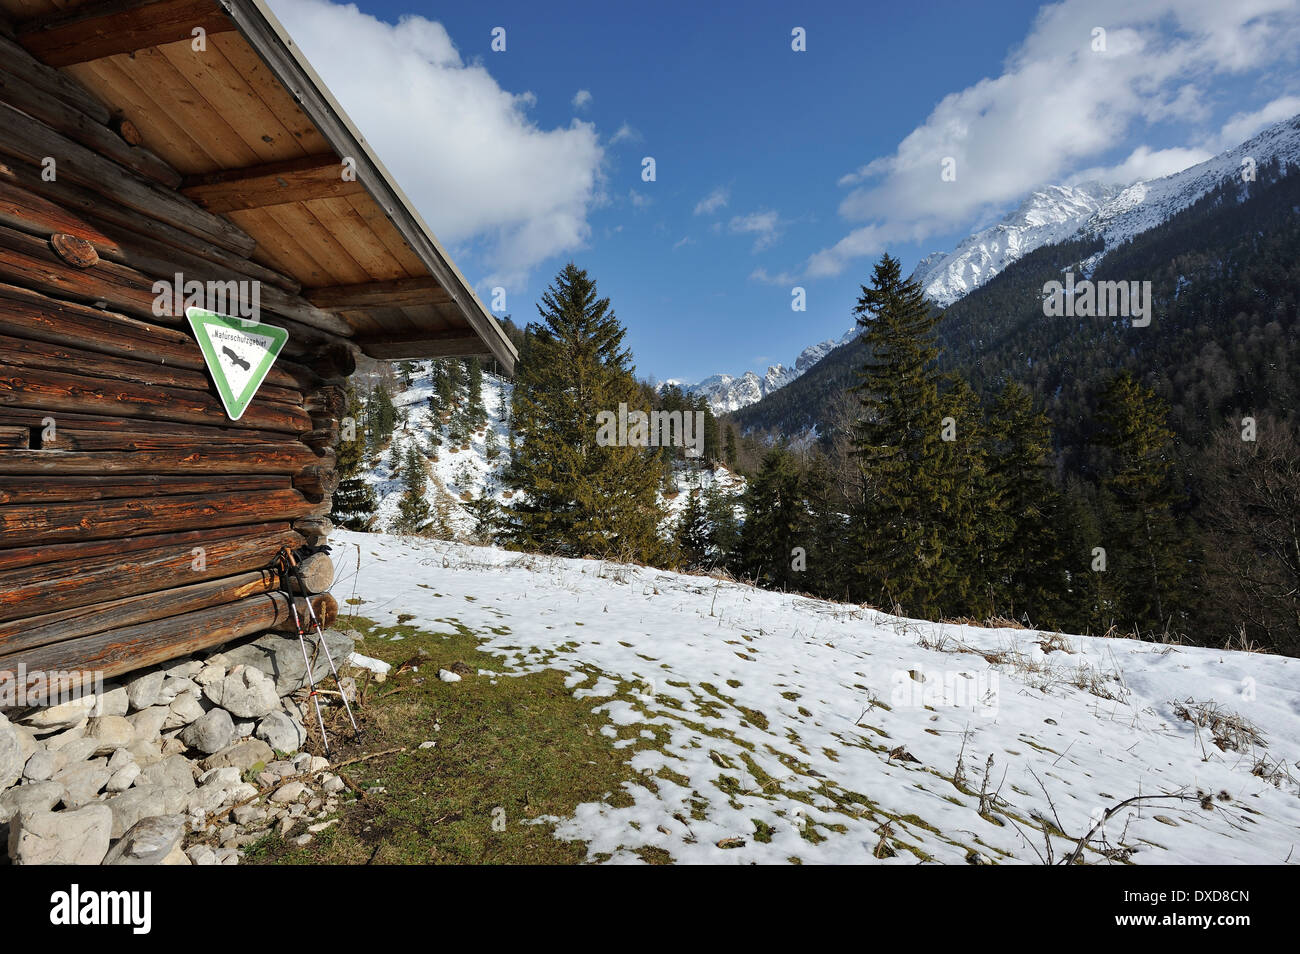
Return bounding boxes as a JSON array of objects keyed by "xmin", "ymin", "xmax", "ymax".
[
  {"xmin": 20, "ymin": 696, "xmax": 97, "ymax": 733},
  {"xmin": 438, "ymin": 669, "xmax": 462, "ymax": 683},
  {"xmin": 204, "ymin": 667, "xmax": 279, "ymax": 720},
  {"xmin": 107, "ymin": 763, "xmax": 141, "ymax": 792},
  {"xmin": 106, "ymin": 748, "xmax": 135, "ymax": 773},
  {"xmin": 180, "ymin": 708, "xmax": 235, "ymax": 755},
  {"xmin": 22, "ymin": 748, "xmax": 66, "ymax": 783},
  {"xmin": 39, "ymin": 721, "xmax": 87, "ymax": 751},
  {"xmin": 9, "ymin": 804, "xmax": 112, "ymax": 865},
  {"xmin": 165, "ymin": 691, "xmax": 209, "ymax": 730},
  {"xmin": 126, "ymin": 671, "xmax": 165, "ymax": 710},
  {"xmin": 198, "ymin": 767, "xmax": 241, "ymax": 789},
  {"xmin": 84, "ymin": 715, "xmax": 134, "ymax": 756},
  {"xmin": 270, "ymin": 781, "xmax": 307, "ymax": 803},
  {"xmin": 255, "ymin": 711, "xmax": 305, "ymax": 755},
  {"xmin": 52, "ymin": 759, "xmax": 110, "ymax": 809},
  {"xmin": 0, "ymin": 780, "xmax": 67, "ymax": 823},
  {"xmin": 155, "ymin": 675, "xmax": 198, "ymax": 706},
  {"xmin": 93, "ymin": 684, "xmax": 130, "ymax": 718},
  {"xmin": 128, "ymin": 706, "xmax": 170, "ymax": 743},
  {"xmin": 102, "ymin": 813, "xmax": 186, "ymax": 865},
  {"xmin": 321, "ymin": 774, "xmax": 345, "ymax": 794},
  {"xmin": 308, "ymin": 756, "xmax": 330, "ymax": 774},
  {"xmin": 187, "ymin": 844, "xmax": 218, "ymax": 865}
]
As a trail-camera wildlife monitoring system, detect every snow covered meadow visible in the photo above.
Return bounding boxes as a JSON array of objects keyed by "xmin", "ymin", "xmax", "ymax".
[{"xmin": 332, "ymin": 530, "xmax": 1300, "ymax": 865}]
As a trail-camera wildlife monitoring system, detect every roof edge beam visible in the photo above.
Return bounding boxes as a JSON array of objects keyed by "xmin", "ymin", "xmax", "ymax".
[{"xmin": 17, "ymin": 0, "xmax": 238, "ymax": 68}]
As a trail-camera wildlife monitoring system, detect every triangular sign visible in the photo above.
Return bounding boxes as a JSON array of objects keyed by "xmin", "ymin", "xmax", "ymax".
[{"xmin": 186, "ymin": 306, "xmax": 289, "ymax": 421}]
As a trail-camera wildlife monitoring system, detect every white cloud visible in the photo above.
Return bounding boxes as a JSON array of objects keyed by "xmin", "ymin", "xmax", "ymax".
[
  {"xmin": 693, "ymin": 187, "xmax": 729, "ymax": 216},
  {"xmin": 628, "ymin": 189, "xmax": 653, "ymax": 209},
  {"xmin": 609, "ymin": 122, "xmax": 641, "ymax": 145},
  {"xmin": 572, "ymin": 89, "xmax": 593, "ymax": 110},
  {"xmin": 672, "ymin": 236, "xmax": 696, "ymax": 250},
  {"xmin": 1072, "ymin": 144, "xmax": 1214, "ymax": 185},
  {"xmin": 728, "ymin": 210, "xmax": 783, "ymax": 251},
  {"xmin": 1216, "ymin": 95, "xmax": 1300, "ymax": 148},
  {"xmin": 267, "ymin": 0, "xmax": 604, "ymax": 289},
  {"xmin": 805, "ymin": 0, "xmax": 1300, "ymax": 278},
  {"xmin": 749, "ymin": 266, "xmax": 798, "ymax": 285}
]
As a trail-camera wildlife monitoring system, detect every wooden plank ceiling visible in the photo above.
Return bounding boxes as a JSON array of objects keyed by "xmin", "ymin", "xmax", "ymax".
[{"xmin": 0, "ymin": 0, "xmax": 516, "ymax": 368}]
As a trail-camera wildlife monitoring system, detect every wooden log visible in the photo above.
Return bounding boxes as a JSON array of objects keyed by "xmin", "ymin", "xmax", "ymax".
[
  {"xmin": 0, "ymin": 61, "xmax": 179, "ymax": 187},
  {"xmin": 16, "ymin": 0, "xmax": 238, "ymax": 68},
  {"xmin": 0, "ymin": 473, "xmax": 289, "ymax": 505},
  {"xmin": 292, "ymin": 464, "xmax": 339, "ymax": 503},
  {"xmin": 0, "ymin": 332, "xmax": 304, "ymax": 406},
  {"xmin": 0, "ymin": 281, "xmax": 322, "ymax": 392},
  {"xmin": 49, "ymin": 232, "xmax": 98, "ymax": 267},
  {"xmin": 0, "ymin": 569, "xmax": 278, "ymax": 655},
  {"xmin": 0, "ymin": 523, "xmax": 301, "ymax": 619},
  {"xmin": 0, "ymin": 591, "xmax": 329, "ymax": 693},
  {"xmin": 0, "ymin": 159, "xmax": 297, "ymax": 293},
  {"xmin": 292, "ymin": 516, "xmax": 333, "ymax": 548},
  {"xmin": 0, "ymin": 364, "xmax": 312, "ymax": 434},
  {"xmin": 0, "ymin": 445, "xmax": 319, "ymax": 478},
  {"xmin": 180, "ymin": 154, "xmax": 363, "ymax": 213},
  {"xmin": 306, "ymin": 276, "xmax": 451, "ymax": 311},
  {"xmin": 0, "ymin": 219, "xmax": 162, "ymax": 319},
  {"xmin": 0, "ymin": 426, "xmax": 29, "ymax": 449},
  {"xmin": 302, "ymin": 420, "xmax": 340, "ymax": 453},
  {"xmin": 304, "ymin": 384, "xmax": 347, "ymax": 418},
  {"xmin": 0, "ymin": 487, "xmax": 315, "ymax": 546},
  {"xmin": 0, "ymin": 407, "xmax": 299, "ymax": 450},
  {"xmin": 0, "ymin": 100, "xmax": 255, "ymax": 256},
  {"xmin": 287, "ymin": 552, "xmax": 334, "ymax": 595},
  {"xmin": 0, "ymin": 33, "xmax": 112, "ymax": 125}
]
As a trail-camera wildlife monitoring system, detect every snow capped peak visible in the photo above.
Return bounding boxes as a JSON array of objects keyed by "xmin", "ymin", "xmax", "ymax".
[
  {"xmin": 668, "ymin": 326, "xmax": 859, "ymax": 414},
  {"xmin": 911, "ymin": 113, "xmax": 1300, "ymax": 306}
]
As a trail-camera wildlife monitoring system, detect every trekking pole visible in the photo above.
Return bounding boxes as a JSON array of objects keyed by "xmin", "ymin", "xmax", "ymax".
[
  {"xmin": 283, "ymin": 548, "xmax": 361, "ymax": 740},
  {"xmin": 275, "ymin": 548, "xmax": 332, "ymax": 756}
]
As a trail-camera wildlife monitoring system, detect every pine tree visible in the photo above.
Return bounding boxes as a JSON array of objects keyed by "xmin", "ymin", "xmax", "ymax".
[
  {"xmin": 986, "ymin": 381, "xmax": 1069, "ymax": 626},
  {"xmin": 675, "ymin": 488, "xmax": 712, "ymax": 569},
  {"xmin": 506, "ymin": 263, "xmax": 668, "ymax": 562},
  {"xmin": 465, "ymin": 358, "xmax": 487, "ymax": 430},
  {"xmin": 802, "ymin": 452, "xmax": 851, "ymax": 600},
  {"xmin": 367, "ymin": 381, "xmax": 397, "ymax": 454},
  {"xmin": 848, "ymin": 253, "xmax": 951, "ymax": 617},
  {"xmin": 331, "ymin": 386, "xmax": 379, "ymax": 531},
  {"xmin": 703, "ymin": 483, "xmax": 740, "ymax": 570},
  {"xmin": 390, "ymin": 442, "xmax": 432, "ymax": 534},
  {"xmin": 737, "ymin": 446, "xmax": 805, "ymax": 590},
  {"xmin": 1095, "ymin": 372, "xmax": 1191, "ymax": 635},
  {"xmin": 724, "ymin": 425, "xmax": 738, "ymax": 467}
]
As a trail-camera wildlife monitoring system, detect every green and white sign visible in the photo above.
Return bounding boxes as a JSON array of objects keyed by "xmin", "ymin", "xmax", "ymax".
[{"xmin": 186, "ymin": 306, "xmax": 289, "ymax": 421}]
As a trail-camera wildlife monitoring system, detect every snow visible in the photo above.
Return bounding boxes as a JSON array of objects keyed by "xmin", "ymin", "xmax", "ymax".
[
  {"xmin": 913, "ymin": 113, "xmax": 1300, "ymax": 306},
  {"xmin": 334, "ymin": 531, "xmax": 1300, "ymax": 865}
]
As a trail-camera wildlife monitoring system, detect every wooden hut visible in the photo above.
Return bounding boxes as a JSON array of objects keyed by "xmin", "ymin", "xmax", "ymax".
[{"xmin": 0, "ymin": 0, "xmax": 516, "ymax": 697}]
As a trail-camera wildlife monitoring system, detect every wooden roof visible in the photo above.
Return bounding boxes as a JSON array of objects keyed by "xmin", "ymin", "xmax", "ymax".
[{"xmin": 0, "ymin": 0, "xmax": 517, "ymax": 370}]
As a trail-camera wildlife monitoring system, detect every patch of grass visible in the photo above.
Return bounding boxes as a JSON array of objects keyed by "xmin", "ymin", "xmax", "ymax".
[{"xmin": 253, "ymin": 615, "xmax": 645, "ymax": 865}]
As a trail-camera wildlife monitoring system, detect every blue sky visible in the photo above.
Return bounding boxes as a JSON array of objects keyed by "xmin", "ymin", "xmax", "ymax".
[{"xmin": 269, "ymin": 0, "xmax": 1300, "ymax": 383}]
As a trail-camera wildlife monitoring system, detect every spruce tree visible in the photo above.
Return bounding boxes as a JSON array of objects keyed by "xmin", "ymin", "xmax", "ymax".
[
  {"xmin": 506, "ymin": 263, "xmax": 667, "ymax": 562},
  {"xmin": 466, "ymin": 358, "xmax": 487, "ymax": 430},
  {"xmin": 986, "ymin": 381, "xmax": 1069, "ymax": 626},
  {"xmin": 675, "ymin": 488, "xmax": 712, "ymax": 570},
  {"xmin": 331, "ymin": 386, "xmax": 379, "ymax": 531},
  {"xmin": 1095, "ymin": 372, "xmax": 1191, "ymax": 635},
  {"xmin": 848, "ymin": 254, "xmax": 950, "ymax": 617},
  {"xmin": 737, "ymin": 446, "xmax": 805, "ymax": 590},
  {"xmin": 390, "ymin": 442, "xmax": 432, "ymax": 534}
]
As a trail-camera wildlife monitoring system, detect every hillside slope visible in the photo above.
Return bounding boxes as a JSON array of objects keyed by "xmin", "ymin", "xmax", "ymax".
[{"xmin": 334, "ymin": 531, "xmax": 1300, "ymax": 864}]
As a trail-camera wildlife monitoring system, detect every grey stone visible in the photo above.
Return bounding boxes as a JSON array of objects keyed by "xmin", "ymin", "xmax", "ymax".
[
  {"xmin": 104, "ymin": 788, "xmax": 168, "ymax": 840},
  {"xmin": 194, "ymin": 662, "xmax": 227, "ymax": 688},
  {"xmin": 0, "ymin": 712, "xmax": 26, "ymax": 791},
  {"xmin": 93, "ymin": 685, "xmax": 130, "ymax": 718},
  {"xmin": 255, "ymin": 711, "xmax": 305, "ymax": 754},
  {"xmin": 135, "ymin": 756, "xmax": 196, "ymax": 808},
  {"xmin": 234, "ymin": 720, "xmax": 256, "ymax": 739},
  {"xmin": 40, "ymin": 721, "xmax": 87, "ymax": 751},
  {"xmin": 128, "ymin": 706, "xmax": 170, "ymax": 743},
  {"xmin": 162, "ymin": 659, "xmax": 203, "ymax": 680},
  {"xmin": 203, "ymin": 667, "xmax": 278, "ymax": 719},
  {"xmin": 106, "ymin": 748, "xmax": 134, "ymax": 773},
  {"xmin": 126, "ymin": 739, "xmax": 164, "ymax": 766},
  {"xmin": 20, "ymin": 696, "xmax": 98, "ymax": 734},
  {"xmin": 221, "ymin": 630, "xmax": 356, "ymax": 696},
  {"xmin": 155, "ymin": 676, "xmax": 198, "ymax": 706},
  {"xmin": 106, "ymin": 763, "xmax": 140, "ymax": 793},
  {"xmin": 321, "ymin": 774, "xmax": 345, "ymax": 794},
  {"xmin": 56, "ymin": 739, "xmax": 100, "ymax": 764},
  {"xmin": 22, "ymin": 748, "xmax": 66, "ymax": 783},
  {"xmin": 84, "ymin": 716, "xmax": 134, "ymax": 755},
  {"xmin": 270, "ymin": 780, "xmax": 306, "ymax": 803},
  {"xmin": 52, "ymin": 759, "xmax": 110, "ymax": 809},
  {"xmin": 0, "ymin": 781, "xmax": 67, "ymax": 823},
  {"xmin": 180, "ymin": 708, "xmax": 235, "ymax": 755},
  {"xmin": 164, "ymin": 691, "xmax": 209, "ymax": 730},
  {"xmin": 126, "ymin": 670, "xmax": 166, "ymax": 710},
  {"xmin": 201, "ymin": 738, "xmax": 273, "ymax": 774},
  {"xmin": 8, "ymin": 804, "xmax": 112, "ymax": 865},
  {"xmin": 102, "ymin": 813, "xmax": 186, "ymax": 865},
  {"xmin": 187, "ymin": 844, "xmax": 218, "ymax": 865}
]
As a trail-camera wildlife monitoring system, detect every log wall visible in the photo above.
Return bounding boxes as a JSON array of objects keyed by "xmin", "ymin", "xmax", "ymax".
[{"xmin": 0, "ymin": 38, "xmax": 349, "ymax": 692}]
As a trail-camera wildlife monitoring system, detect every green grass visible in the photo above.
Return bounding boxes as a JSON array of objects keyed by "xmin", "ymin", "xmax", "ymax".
[{"xmin": 249, "ymin": 614, "xmax": 646, "ymax": 865}]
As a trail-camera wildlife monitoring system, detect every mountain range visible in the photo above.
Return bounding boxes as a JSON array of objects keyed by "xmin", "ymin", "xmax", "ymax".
[{"xmin": 679, "ymin": 112, "xmax": 1300, "ymax": 418}]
